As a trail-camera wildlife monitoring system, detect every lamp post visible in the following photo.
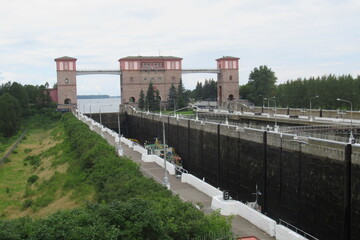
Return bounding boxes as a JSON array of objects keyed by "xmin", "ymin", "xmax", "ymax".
[
  {"xmin": 263, "ymin": 98, "xmax": 270, "ymax": 118},
  {"xmin": 162, "ymin": 121, "xmax": 170, "ymax": 189},
  {"xmin": 269, "ymin": 97, "xmax": 277, "ymax": 131},
  {"xmin": 309, "ymin": 95, "xmax": 319, "ymax": 121},
  {"xmin": 168, "ymin": 99, "xmax": 176, "ymax": 116},
  {"xmin": 336, "ymin": 98, "xmax": 354, "ymax": 144},
  {"xmin": 117, "ymin": 106, "xmax": 124, "ymax": 156},
  {"xmin": 99, "ymin": 104, "xmax": 112, "ymax": 130}
]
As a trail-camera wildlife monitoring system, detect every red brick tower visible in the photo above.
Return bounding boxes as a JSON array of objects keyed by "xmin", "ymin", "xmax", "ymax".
[
  {"xmin": 119, "ymin": 56, "xmax": 182, "ymax": 104},
  {"xmin": 54, "ymin": 56, "xmax": 77, "ymax": 109},
  {"xmin": 216, "ymin": 56, "xmax": 240, "ymax": 106}
]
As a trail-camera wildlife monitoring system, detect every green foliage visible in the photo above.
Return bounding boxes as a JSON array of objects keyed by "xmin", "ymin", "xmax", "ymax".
[
  {"xmin": 0, "ymin": 93, "xmax": 22, "ymax": 137},
  {"xmin": 0, "ymin": 113, "xmax": 231, "ymax": 239},
  {"xmin": 22, "ymin": 199, "xmax": 33, "ymax": 209},
  {"xmin": 242, "ymin": 65, "xmax": 277, "ymax": 105},
  {"xmin": 24, "ymin": 155, "xmax": 41, "ymax": 167},
  {"xmin": 138, "ymin": 89, "xmax": 145, "ymax": 110},
  {"xmin": 167, "ymin": 83, "xmax": 177, "ymax": 111},
  {"xmin": 275, "ymin": 74, "xmax": 360, "ymax": 109},
  {"xmin": 24, "ymin": 148, "xmax": 32, "ymax": 154},
  {"xmin": 27, "ymin": 175, "xmax": 39, "ymax": 184},
  {"xmin": 145, "ymin": 82, "xmax": 159, "ymax": 111},
  {"xmin": 177, "ymin": 79, "xmax": 189, "ymax": 109}
]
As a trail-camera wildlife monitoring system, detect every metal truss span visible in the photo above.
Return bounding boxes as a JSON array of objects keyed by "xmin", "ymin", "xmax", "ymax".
[
  {"xmin": 182, "ymin": 69, "xmax": 220, "ymax": 74},
  {"xmin": 76, "ymin": 70, "xmax": 121, "ymax": 76}
]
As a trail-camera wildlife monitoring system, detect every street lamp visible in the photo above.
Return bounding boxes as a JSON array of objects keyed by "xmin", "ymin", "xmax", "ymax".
[
  {"xmin": 162, "ymin": 121, "xmax": 170, "ymax": 189},
  {"xmin": 99, "ymin": 104, "xmax": 112, "ymax": 130},
  {"xmin": 336, "ymin": 98, "xmax": 354, "ymax": 144},
  {"xmin": 263, "ymin": 97, "xmax": 270, "ymax": 118},
  {"xmin": 117, "ymin": 106, "xmax": 124, "ymax": 156},
  {"xmin": 309, "ymin": 95, "xmax": 319, "ymax": 121},
  {"xmin": 168, "ymin": 99, "xmax": 176, "ymax": 116}
]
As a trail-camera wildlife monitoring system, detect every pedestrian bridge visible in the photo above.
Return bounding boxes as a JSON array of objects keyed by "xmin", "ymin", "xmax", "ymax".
[{"xmin": 75, "ymin": 69, "xmax": 220, "ymax": 76}]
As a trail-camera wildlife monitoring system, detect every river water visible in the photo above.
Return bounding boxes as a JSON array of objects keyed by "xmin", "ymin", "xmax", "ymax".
[{"xmin": 77, "ymin": 98, "xmax": 121, "ymax": 114}]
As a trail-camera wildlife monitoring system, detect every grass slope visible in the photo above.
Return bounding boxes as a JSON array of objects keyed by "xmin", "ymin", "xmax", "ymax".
[{"xmin": 0, "ymin": 115, "xmax": 94, "ymax": 219}]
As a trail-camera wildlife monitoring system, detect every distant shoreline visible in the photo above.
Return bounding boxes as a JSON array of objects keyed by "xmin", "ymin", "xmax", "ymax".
[{"xmin": 77, "ymin": 95, "xmax": 120, "ymax": 99}]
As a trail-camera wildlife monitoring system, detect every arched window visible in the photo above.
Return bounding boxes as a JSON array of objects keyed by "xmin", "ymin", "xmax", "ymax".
[
  {"xmin": 65, "ymin": 78, "xmax": 69, "ymax": 84},
  {"xmin": 229, "ymin": 75, "xmax": 233, "ymax": 81},
  {"xmin": 129, "ymin": 97, "xmax": 135, "ymax": 103},
  {"xmin": 228, "ymin": 94, "xmax": 234, "ymax": 100},
  {"xmin": 64, "ymin": 98, "xmax": 71, "ymax": 104}
]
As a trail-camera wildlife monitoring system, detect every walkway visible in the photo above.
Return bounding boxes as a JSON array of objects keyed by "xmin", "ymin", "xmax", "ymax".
[{"xmin": 84, "ymin": 118, "xmax": 274, "ymax": 240}]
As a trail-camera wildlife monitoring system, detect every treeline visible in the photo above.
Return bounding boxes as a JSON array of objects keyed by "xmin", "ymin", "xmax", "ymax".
[
  {"xmin": 276, "ymin": 74, "xmax": 360, "ymax": 109},
  {"xmin": 138, "ymin": 80, "xmax": 191, "ymax": 111},
  {"xmin": 0, "ymin": 114, "xmax": 231, "ymax": 239},
  {"xmin": 240, "ymin": 65, "xmax": 360, "ymax": 110},
  {"xmin": 192, "ymin": 79, "xmax": 217, "ymax": 101},
  {"xmin": 0, "ymin": 82, "xmax": 55, "ymax": 137}
]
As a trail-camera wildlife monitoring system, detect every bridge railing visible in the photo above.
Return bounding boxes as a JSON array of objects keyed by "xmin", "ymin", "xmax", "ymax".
[{"xmin": 279, "ymin": 219, "xmax": 319, "ymax": 240}]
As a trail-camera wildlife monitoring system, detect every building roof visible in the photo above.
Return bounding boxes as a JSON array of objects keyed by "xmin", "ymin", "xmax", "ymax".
[
  {"xmin": 54, "ymin": 56, "xmax": 77, "ymax": 61},
  {"xmin": 119, "ymin": 56, "xmax": 182, "ymax": 61},
  {"xmin": 216, "ymin": 56, "xmax": 240, "ymax": 61}
]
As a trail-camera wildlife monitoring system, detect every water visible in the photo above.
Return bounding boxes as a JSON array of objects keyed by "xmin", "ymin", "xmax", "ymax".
[{"xmin": 77, "ymin": 98, "xmax": 121, "ymax": 114}]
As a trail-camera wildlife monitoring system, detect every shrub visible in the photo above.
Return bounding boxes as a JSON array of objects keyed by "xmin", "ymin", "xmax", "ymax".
[
  {"xmin": 24, "ymin": 155, "xmax": 41, "ymax": 167},
  {"xmin": 24, "ymin": 148, "xmax": 32, "ymax": 153},
  {"xmin": 27, "ymin": 175, "xmax": 39, "ymax": 184},
  {"xmin": 22, "ymin": 199, "xmax": 33, "ymax": 209}
]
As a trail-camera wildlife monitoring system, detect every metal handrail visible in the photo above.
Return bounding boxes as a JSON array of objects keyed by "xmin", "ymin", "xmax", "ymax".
[{"xmin": 279, "ymin": 219, "xmax": 319, "ymax": 240}]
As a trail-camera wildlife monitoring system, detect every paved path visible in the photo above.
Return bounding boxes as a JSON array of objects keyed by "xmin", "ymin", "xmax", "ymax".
[{"xmin": 84, "ymin": 119, "xmax": 274, "ymax": 240}]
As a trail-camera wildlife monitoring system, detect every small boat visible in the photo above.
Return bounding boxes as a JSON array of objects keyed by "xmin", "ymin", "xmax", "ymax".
[{"xmin": 144, "ymin": 138, "xmax": 182, "ymax": 166}]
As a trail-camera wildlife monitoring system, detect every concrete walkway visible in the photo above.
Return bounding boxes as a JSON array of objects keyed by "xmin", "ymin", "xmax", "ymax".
[{"xmin": 85, "ymin": 119, "xmax": 274, "ymax": 240}]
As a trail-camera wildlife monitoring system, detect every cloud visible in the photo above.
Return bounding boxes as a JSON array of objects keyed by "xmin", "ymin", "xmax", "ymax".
[{"xmin": 0, "ymin": 0, "xmax": 359, "ymax": 92}]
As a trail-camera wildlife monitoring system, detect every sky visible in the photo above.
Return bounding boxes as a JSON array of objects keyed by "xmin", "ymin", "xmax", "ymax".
[{"xmin": 0, "ymin": 0, "xmax": 359, "ymax": 96}]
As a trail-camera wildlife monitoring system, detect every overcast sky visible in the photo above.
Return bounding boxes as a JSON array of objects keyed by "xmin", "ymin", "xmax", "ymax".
[{"xmin": 0, "ymin": 0, "xmax": 359, "ymax": 96}]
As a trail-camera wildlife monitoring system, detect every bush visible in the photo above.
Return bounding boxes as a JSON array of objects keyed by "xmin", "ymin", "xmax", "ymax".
[
  {"xmin": 24, "ymin": 148, "xmax": 32, "ymax": 154},
  {"xmin": 24, "ymin": 155, "xmax": 41, "ymax": 167},
  {"xmin": 22, "ymin": 199, "xmax": 33, "ymax": 209},
  {"xmin": 27, "ymin": 175, "xmax": 39, "ymax": 184}
]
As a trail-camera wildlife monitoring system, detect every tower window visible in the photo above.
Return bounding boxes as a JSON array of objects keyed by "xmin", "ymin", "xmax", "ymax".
[
  {"xmin": 129, "ymin": 97, "xmax": 135, "ymax": 103},
  {"xmin": 229, "ymin": 75, "xmax": 233, "ymax": 81},
  {"xmin": 130, "ymin": 77, "xmax": 133, "ymax": 82},
  {"xmin": 144, "ymin": 77, "xmax": 147, "ymax": 81},
  {"xmin": 65, "ymin": 78, "xmax": 69, "ymax": 84},
  {"xmin": 158, "ymin": 77, "xmax": 161, "ymax": 81}
]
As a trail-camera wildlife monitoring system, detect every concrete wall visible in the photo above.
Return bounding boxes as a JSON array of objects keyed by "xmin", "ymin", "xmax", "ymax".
[{"xmin": 117, "ymin": 107, "xmax": 360, "ymax": 240}]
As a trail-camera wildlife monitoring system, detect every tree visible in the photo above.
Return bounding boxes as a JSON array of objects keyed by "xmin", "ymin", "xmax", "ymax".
[
  {"xmin": 138, "ymin": 90, "xmax": 145, "ymax": 110},
  {"xmin": 145, "ymin": 82, "xmax": 157, "ymax": 111},
  {"xmin": 155, "ymin": 90, "xmax": 161, "ymax": 111},
  {"xmin": 246, "ymin": 65, "xmax": 277, "ymax": 105},
  {"xmin": 177, "ymin": 79, "xmax": 189, "ymax": 109},
  {"xmin": 167, "ymin": 83, "xmax": 177, "ymax": 111},
  {"xmin": 0, "ymin": 93, "xmax": 22, "ymax": 137},
  {"xmin": 194, "ymin": 82, "xmax": 202, "ymax": 101},
  {"xmin": 9, "ymin": 82, "xmax": 29, "ymax": 109}
]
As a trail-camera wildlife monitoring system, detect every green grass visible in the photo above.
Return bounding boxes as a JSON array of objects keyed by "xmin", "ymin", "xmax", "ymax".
[
  {"xmin": 0, "ymin": 131, "xmax": 24, "ymax": 156},
  {"xmin": 0, "ymin": 115, "xmax": 95, "ymax": 219}
]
